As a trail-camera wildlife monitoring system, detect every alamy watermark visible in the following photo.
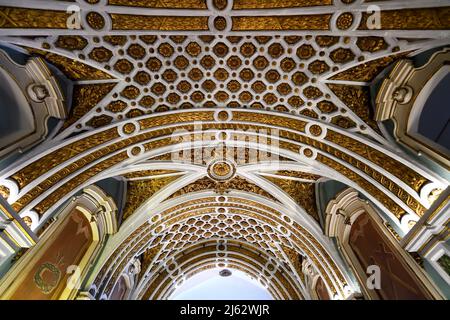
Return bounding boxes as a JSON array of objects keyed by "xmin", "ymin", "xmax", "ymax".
[
  {"xmin": 366, "ymin": 265, "xmax": 381, "ymax": 290},
  {"xmin": 64, "ymin": 5, "xmax": 382, "ymax": 30},
  {"xmin": 169, "ymin": 122, "xmax": 281, "ymax": 167},
  {"xmin": 66, "ymin": 5, "xmax": 81, "ymax": 30}
]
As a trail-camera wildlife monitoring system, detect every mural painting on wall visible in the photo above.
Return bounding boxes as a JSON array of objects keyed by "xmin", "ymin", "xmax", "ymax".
[
  {"xmin": 349, "ymin": 212, "xmax": 429, "ymax": 300},
  {"xmin": 315, "ymin": 277, "xmax": 330, "ymax": 300},
  {"xmin": 9, "ymin": 209, "xmax": 92, "ymax": 299}
]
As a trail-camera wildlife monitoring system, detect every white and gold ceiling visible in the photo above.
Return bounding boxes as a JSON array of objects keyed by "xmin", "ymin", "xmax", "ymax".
[{"xmin": 0, "ymin": 0, "xmax": 449, "ymax": 300}]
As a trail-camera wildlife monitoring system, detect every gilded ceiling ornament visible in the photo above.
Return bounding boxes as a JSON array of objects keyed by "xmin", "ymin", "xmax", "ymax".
[
  {"xmin": 86, "ymin": 12, "xmax": 105, "ymax": 30},
  {"xmin": 303, "ymin": 86, "xmax": 323, "ymax": 99},
  {"xmin": 297, "ymin": 44, "xmax": 316, "ymax": 59},
  {"xmin": 303, "ymin": 148, "xmax": 314, "ymax": 158},
  {"xmin": 86, "ymin": 115, "xmax": 113, "ymax": 128},
  {"xmin": 104, "ymin": 35, "xmax": 128, "ymax": 46},
  {"xmin": 169, "ymin": 176, "xmax": 278, "ymax": 201},
  {"xmin": 329, "ymin": 48, "xmax": 355, "ymax": 63},
  {"xmin": 0, "ymin": 185, "xmax": 10, "ymax": 199},
  {"xmin": 55, "ymin": 36, "xmax": 88, "ymax": 51},
  {"xmin": 122, "ymin": 123, "xmax": 137, "ymax": 135},
  {"xmin": 32, "ymin": 151, "xmax": 129, "ymax": 215},
  {"xmin": 308, "ymin": 60, "xmax": 330, "ymax": 74},
  {"xmin": 207, "ymin": 160, "xmax": 236, "ymax": 181},
  {"xmin": 88, "ymin": 47, "xmax": 113, "ymax": 63},
  {"xmin": 9, "ymin": 109, "xmax": 430, "ymax": 220},
  {"xmin": 93, "ymin": 195, "xmax": 348, "ymax": 298},
  {"xmin": 11, "ymin": 127, "xmax": 119, "ymax": 189},
  {"xmin": 356, "ymin": 37, "xmax": 389, "ymax": 53},
  {"xmin": 21, "ymin": 34, "xmax": 411, "ymax": 132},
  {"xmin": 121, "ymin": 86, "xmax": 140, "ymax": 99},
  {"xmin": 309, "ymin": 125, "xmax": 323, "ymax": 137},
  {"xmin": 315, "ymin": 36, "xmax": 339, "ymax": 48},
  {"xmin": 127, "ymin": 44, "xmax": 146, "ymax": 60},
  {"xmin": 124, "ymin": 170, "xmax": 180, "ymax": 179},
  {"xmin": 213, "ymin": 0, "xmax": 228, "ymax": 11},
  {"xmin": 114, "ymin": 59, "xmax": 134, "ymax": 74},
  {"xmin": 270, "ymin": 171, "xmax": 321, "ymax": 181},
  {"xmin": 336, "ymin": 12, "xmax": 354, "ymax": 30},
  {"xmin": 213, "ymin": 16, "xmax": 227, "ymax": 31},
  {"xmin": 4, "ymin": 2, "xmax": 446, "ymax": 299}
]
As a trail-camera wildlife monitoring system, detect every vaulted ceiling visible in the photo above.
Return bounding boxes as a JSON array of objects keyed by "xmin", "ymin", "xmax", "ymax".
[{"xmin": 0, "ymin": 0, "xmax": 449, "ymax": 299}]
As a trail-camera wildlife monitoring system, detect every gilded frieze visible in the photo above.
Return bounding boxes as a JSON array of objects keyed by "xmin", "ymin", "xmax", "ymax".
[
  {"xmin": 318, "ymin": 154, "xmax": 407, "ymax": 218},
  {"xmin": 110, "ymin": 14, "xmax": 209, "ymax": 31},
  {"xmin": 325, "ymin": 130, "xmax": 429, "ymax": 194},
  {"xmin": 233, "ymin": 0, "xmax": 332, "ymax": 9},
  {"xmin": 0, "ymin": 7, "xmax": 68, "ymax": 29},
  {"xmin": 359, "ymin": 7, "xmax": 450, "ymax": 30},
  {"xmin": 11, "ymin": 128, "xmax": 119, "ymax": 190},
  {"xmin": 231, "ymin": 15, "xmax": 331, "ymax": 31},
  {"xmin": 32, "ymin": 151, "xmax": 129, "ymax": 214},
  {"xmin": 124, "ymin": 170, "xmax": 180, "ymax": 179},
  {"xmin": 108, "ymin": 0, "xmax": 207, "ymax": 9}
]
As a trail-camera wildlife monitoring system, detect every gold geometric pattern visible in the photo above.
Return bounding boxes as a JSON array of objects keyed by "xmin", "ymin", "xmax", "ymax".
[
  {"xmin": 0, "ymin": 1, "xmax": 448, "ymax": 302},
  {"xmin": 19, "ymin": 34, "xmax": 408, "ymax": 137}
]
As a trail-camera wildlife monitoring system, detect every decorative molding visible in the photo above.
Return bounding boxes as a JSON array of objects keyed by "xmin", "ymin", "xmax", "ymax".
[
  {"xmin": 325, "ymin": 188, "xmax": 443, "ymax": 300},
  {"xmin": 0, "ymin": 185, "xmax": 118, "ymax": 300},
  {"xmin": 375, "ymin": 48, "xmax": 450, "ymax": 169},
  {"xmin": 0, "ymin": 49, "xmax": 66, "ymax": 158}
]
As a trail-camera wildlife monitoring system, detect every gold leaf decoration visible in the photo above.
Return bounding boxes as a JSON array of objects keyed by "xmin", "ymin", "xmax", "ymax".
[
  {"xmin": 232, "ymin": 15, "xmax": 331, "ymax": 31},
  {"xmin": 233, "ymin": 0, "xmax": 332, "ymax": 9},
  {"xmin": 359, "ymin": 7, "xmax": 450, "ymax": 30},
  {"xmin": 25, "ymin": 47, "xmax": 113, "ymax": 81},
  {"xmin": 0, "ymin": 7, "xmax": 69, "ymax": 29},
  {"xmin": 109, "ymin": 0, "xmax": 207, "ymax": 9},
  {"xmin": 327, "ymin": 84, "xmax": 381, "ymax": 133},
  {"xmin": 61, "ymin": 83, "xmax": 117, "ymax": 130},
  {"xmin": 330, "ymin": 52, "xmax": 411, "ymax": 82},
  {"xmin": 123, "ymin": 176, "xmax": 181, "ymax": 220},
  {"xmin": 170, "ymin": 176, "xmax": 278, "ymax": 201},
  {"xmin": 264, "ymin": 176, "xmax": 320, "ymax": 221},
  {"xmin": 110, "ymin": 14, "xmax": 209, "ymax": 31}
]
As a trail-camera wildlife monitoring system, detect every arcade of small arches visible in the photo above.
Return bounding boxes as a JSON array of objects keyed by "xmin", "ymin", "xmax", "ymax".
[{"xmin": 0, "ymin": 0, "xmax": 449, "ymax": 300}]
